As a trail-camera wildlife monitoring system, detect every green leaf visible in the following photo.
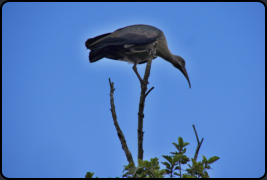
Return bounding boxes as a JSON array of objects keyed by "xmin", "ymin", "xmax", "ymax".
[
  {"xmin": 207, "ymin": 156, "xmax": 220, "ymax": 164},
  {"xmin": 160, "ymin": 169, "xmax": 167, "ymax": 174},
  {"xmin": 162, "ymin": 155, "xmax": 172, "ymax": 164},
  {"xmin": 144, "ymin": 160, "xmax": 151, "ymax": 168},
  {"xmin": 130, "ymin": 162, "xmax": 135, "ymax": 168},
  {"xmin": 191, "ymin": 158, "xmax": 197, "ymax": 166},
  {"xmin": 138, "ymin": 159, "xmax": 143, "ymax": 166},
  {"xmin": 173, "ymin": 154, "xmax": 183, "ymax": 164},
  {"xmin": 178, "ymin": 137, "xmax": 184, "ymax": 147},
  {"xmin": 85, "ymin": 172, "xmax": 94, "ymax": 178},
  {"xmin": 183, "ymin": 142, "xmax": 189, "ymax": 147},
  {"xmin": 202, "ymin": 155, "xmax": 207, "ymax": 164},
  {"xmin": 181, "ymin": 155, "xmax": 190, "ymax": 164},
  {"xmin": 122, "ymin": 166, "xmax": 128, "ymax": 172},
  {"xmin": 183, "ymin": 174, "xmax": 195, "ymax": 178},
  {"xmin": 165, "ymin": 169, "xmax": 171, "ymax": 174},
  {"xmin": 183, "ymin": 148, "xmax": 187, "ymax": 153},
  {"xmin": 161, "ymin": 161, "xmax": 171, "ymax": 169},
  {"xmin": 172, "ymin": 142, "xmax": 180, "ymax": 151},
  {"xmin": 150, "ymin": 157, "xmax": 159, "ymax": 166}
]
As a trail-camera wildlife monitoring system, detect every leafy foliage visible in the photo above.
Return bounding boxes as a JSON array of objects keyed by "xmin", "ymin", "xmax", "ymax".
[
  {"xmin": 161, "ymin": 137, "xmax": 190, "ymax": 178},
  {"xmin": 184, "ymin": 156, "xmax": 220, "ymax": 178},
  {"xmin": 122, "ymin": 158, "xmax": 167, "ymax": 178},
  {"xmin": 85, "ymin": 137, "xmax": 220, "ymax": 178},
  {"xmin": 85, "ymin": 172, "xmax": 97, "ymax": 178}
]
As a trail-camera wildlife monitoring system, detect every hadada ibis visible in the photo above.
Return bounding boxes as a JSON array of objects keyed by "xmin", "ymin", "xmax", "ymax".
[{"xmin": 85, "ymin": 24, "xmax": 191, "ymax": 88}]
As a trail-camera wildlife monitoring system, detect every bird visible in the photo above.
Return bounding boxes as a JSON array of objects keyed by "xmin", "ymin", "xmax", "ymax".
[{"xmin": 85, "ymin": 24, "xmax": 191, "ymax": 88}]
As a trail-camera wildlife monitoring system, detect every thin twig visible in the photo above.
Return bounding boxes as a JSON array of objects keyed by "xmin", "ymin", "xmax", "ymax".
[
  {"xmin": 193, "ymin": 125, "xmax": 200, "ymax": 144},
  {"xmin": 109, "ymin": 78, "xmax": 135, "ymax": 166},
  {"xmin": 145, "ymin": 87, "xmax": 154, "ymax": 99},
  {"xmin": 137, "ymin": 41, "xmax": 158, "ymax": 161},
  {"xmin": 192, "ymin": 125, "xmax": 204, "ymax": 161}
]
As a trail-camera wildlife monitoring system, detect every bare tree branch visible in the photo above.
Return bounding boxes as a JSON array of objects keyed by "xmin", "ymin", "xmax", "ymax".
[
  {"xmin": 137, "ymin": 41, "xmax": 158, "ymax": 160},
  {"xmin": 193, "ymin": 125, "xmax": 204, "ymax": 161},
  {"xmin": 109, "ymin": 78, "xmax": 135, "ymax": 166},
  {"xmin": 193, "ymin": 124, "xmax": 200, "ymax": 144}
]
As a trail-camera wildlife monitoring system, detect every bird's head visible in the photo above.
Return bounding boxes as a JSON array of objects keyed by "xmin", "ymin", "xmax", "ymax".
[{"xmin": 172, "ymin": 55, "xmax": 191, "ymax": 88}]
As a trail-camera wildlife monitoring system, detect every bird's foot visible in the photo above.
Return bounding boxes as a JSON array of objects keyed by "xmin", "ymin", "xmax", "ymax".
[
  {"xmin": 147, "ymin": 48, "xmax": 152, "ymax": 55},
  {"xmin": 148, "ymin": 48, "xmax": 157, "ymax": 57},
  {"xmin": 147, "ymin": 41, "xmax": 158, "ymax": 56}
]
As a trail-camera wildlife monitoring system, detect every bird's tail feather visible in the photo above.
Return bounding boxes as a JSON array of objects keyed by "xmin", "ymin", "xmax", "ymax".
[
  {"xmin": 89, "ymin": 47, "xmax": 107, "ymax": 63},
  {"xmin": 85, "ymin": 33, "xmax": 111, "ymax": 49}
]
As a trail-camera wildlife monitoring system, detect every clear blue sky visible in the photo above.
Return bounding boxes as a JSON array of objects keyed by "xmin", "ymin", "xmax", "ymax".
[{"xmin": 2, "ymin": 2, "xmax": 265, "ymax": 178}]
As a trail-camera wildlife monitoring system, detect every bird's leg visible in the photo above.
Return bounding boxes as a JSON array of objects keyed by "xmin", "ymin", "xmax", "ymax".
[
  {"xmin": 132, "ymin": 64, "xmax": 143, "ymax": 83},
  {"xmin": 132, "ymin": 64, "xmax": 148, "ymax": 86},
  {"xmin": 149, "ymin": 41, "xmax": 158, "ymax": 56}
]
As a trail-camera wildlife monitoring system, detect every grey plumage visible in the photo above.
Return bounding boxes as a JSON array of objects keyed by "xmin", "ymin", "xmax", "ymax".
[{"xmin": 85, "ymin": 24, "xmax": 191, "ymax": 88}]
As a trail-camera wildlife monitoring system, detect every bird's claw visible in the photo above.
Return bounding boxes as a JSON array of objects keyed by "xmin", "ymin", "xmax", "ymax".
[
  {"xmin": 148, "ymin": 48, "xmax": 153, "ymax": 56},
  {"xmin": 148, "ymin": 48, "xmax": 157, "ymax": 57}
]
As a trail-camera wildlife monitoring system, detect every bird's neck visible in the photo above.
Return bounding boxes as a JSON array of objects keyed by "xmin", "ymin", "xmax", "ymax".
[
  {"xmin": 155, "ymin": 35, "xmax": 175, "ymax": 63},
  {"xmin": 157, "ymin": 44, "xmax": 175, "ymax": 63}
]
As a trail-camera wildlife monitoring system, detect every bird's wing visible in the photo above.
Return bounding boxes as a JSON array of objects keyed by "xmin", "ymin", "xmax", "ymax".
[
  {"xmin": 85, "ymin": 33, "xmax": 111, "ymax": 49},
  {"xmin": 91, "ymin": 25, "xmax": 162, "ymax": 48},
  {"xmin": 86, "ymin": 25, "xmax": 162, "ymax": 63}
]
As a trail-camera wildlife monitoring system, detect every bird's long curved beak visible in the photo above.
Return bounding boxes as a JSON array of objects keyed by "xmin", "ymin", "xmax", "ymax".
[{"xmin": 181, "ymin": 66, "xmax": 191, "ymax": 88}]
